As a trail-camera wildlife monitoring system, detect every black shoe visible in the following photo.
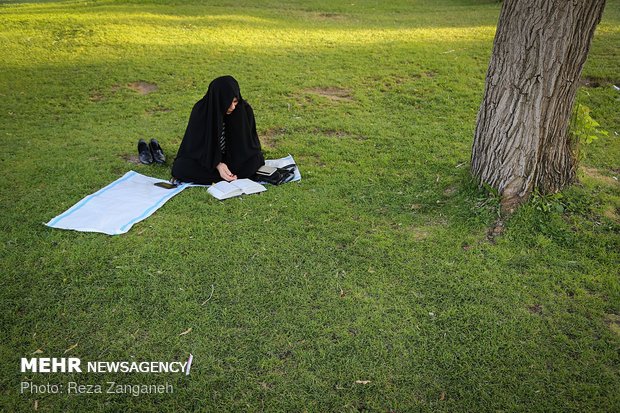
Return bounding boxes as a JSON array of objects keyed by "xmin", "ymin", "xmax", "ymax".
[
  {"xmin": 138, "ymin": 139, "xmax": 153, "ymax": 164},
  {"xmin": 149, "ymin": 139, "xmax": 166, "ymax": 164}
]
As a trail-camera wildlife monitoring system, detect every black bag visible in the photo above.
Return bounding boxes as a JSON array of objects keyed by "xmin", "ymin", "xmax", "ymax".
[{"xmin": 255, "ymin": 164, "xmax": 296, "ymax": 185}]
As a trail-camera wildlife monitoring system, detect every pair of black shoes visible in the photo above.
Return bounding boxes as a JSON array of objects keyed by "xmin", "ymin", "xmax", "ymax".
[{"xmin": 138, "ymin": 139, "xmax": 166, "ymax": 164}]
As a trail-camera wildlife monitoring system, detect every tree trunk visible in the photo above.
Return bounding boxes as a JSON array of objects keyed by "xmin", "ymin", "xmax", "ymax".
[{"xmin": 471, "ymin": 0, "xmax": 606, "ymax": 212}]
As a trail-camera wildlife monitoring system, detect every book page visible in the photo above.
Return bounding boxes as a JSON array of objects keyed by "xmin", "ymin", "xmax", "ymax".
[
  {"xmin": 211, "ymin": 181, "xmax": 234, "ymax": 193},
  {"xmin": 231, "ymin": 179, "xmax": 266, "ymax": 195},
  {"xmin": 207, "ymin": 181, "xmax": 241, "ymax": 200}
]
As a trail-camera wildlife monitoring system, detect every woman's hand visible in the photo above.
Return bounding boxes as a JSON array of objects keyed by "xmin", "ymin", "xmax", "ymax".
[{"xmin": 216, "ymin": 162, "xmax": 237, "ymax": 181}]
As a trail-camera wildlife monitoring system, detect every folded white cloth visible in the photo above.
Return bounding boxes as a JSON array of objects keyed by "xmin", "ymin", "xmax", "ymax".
[
  {"xmin": 46, "ymin": 171, "xmax": 189, "ymax": 235},
  {"xmin": 46, "ymin": 155, "xmax": 301, "ymax": 235}
]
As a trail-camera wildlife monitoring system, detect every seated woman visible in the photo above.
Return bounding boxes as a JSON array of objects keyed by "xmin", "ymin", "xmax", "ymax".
[{"xmin": 172, "ymin": 76, "xmax": 265, "ymax": 184}]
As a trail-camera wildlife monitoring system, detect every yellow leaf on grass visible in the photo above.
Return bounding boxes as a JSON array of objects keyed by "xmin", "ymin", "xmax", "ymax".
[
  {"xmin": 63, "ymin": 343, "xmax": 78, "ymax": 354},
  {"xmin": 179, "ymin": 328, "xmax": 193, "ymax": 336},
  {"xmin": 355, "ymin": 380, "xmax": 371, "ymax": 385},
  {"xmin": 31, "ymin": 349, "xmax": 43, "ymax": 355}
]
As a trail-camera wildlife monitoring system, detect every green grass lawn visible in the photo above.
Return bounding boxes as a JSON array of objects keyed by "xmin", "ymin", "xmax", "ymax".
[{"xmin": 1, "ymin": 0, "xmax": 619, "ymax": 411}]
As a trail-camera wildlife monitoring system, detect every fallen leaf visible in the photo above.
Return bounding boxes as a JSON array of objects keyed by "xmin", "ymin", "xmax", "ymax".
[
  {"xmin": 31, "ymin": 349, "xmax": 43, "ymax": 355},
  {"xmin": 440, "ymin": 391, "xmax": 446, "ymax": 401},
  {"xmin": 339, "ymin": 287, "xmax": 345, "ymax": 297},
  {"xmin": 63, "ymin": 343, "xmax": 78, "ymax": 354},
  {"xmin": 355, "ymin": 380, "xmax": 371, "ymax": 385},
  {"xmin": 201, "ymin": 284, "xmax": 215, "ymax": 305},
  {"xmin": 34, "ymin": 400, "xmax": 38, "ymax": 410},
  {"xmin": 179, "ymin": 328, "xmax": 192, "ymax": 336}
]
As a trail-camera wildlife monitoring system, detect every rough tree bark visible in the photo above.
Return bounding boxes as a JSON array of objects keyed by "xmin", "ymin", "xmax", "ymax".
[{"xmin": 471, "ymin": 0, "xmax": 606, "ymax": 213}]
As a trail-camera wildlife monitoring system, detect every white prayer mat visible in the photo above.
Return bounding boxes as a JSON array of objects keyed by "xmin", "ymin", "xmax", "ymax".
[
  {"xmin": 45, "ymin": 155, "xmax": 300, "ymax": 235},
  {"xmin": 46, "ymin": 171, "xmax": 190, "ymax": 235}
]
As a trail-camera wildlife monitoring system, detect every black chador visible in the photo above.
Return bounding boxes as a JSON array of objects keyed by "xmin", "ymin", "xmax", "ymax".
[{"xmin": 172, "ymin": 76, "xmax": 265, "ymax": 184}]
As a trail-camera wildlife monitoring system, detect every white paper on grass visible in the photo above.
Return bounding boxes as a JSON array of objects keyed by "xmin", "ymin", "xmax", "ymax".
[{"xmin": 46, "ymin": 171, "xmax": 189, "ymax": 235}]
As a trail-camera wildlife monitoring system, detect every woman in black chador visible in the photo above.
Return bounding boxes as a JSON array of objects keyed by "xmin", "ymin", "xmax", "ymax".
[{"xmin": 172, "ymin": 76, "xmax": 265, "ymax": 184}]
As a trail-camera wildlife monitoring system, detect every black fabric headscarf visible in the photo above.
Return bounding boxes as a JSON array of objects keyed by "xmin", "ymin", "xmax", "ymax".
[{"xmin": 175, "ymin": 76, "xmax": 262, "ymax": 174}]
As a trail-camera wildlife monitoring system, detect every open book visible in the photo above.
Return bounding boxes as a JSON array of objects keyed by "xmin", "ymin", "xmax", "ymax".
[{"xmin": 207, "ymin": 179, "xmax": 266, "ymax": 200}]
